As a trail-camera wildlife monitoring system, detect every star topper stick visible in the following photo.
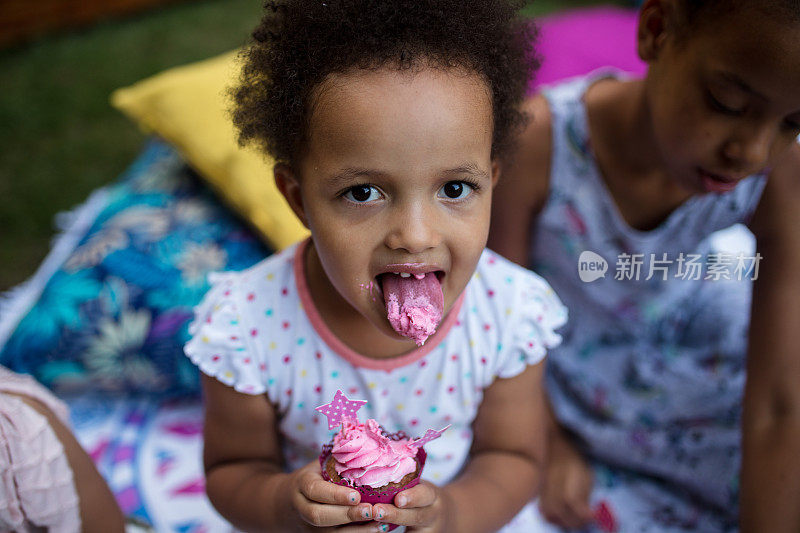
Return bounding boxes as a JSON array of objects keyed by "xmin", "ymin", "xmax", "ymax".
[
  {"xmin": 315, "ymin": 389, "xmax": 367, "ymax": 430},
  {"xmin": 410, "ymin": 425, "xmax": 450, "ymax": 449}
]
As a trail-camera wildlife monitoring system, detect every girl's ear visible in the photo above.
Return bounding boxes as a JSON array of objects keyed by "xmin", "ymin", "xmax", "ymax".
[
  {"xmin": 637, "ymin": 0, "xmax": 677, "ymax": 62},
  {"xmin": 490, "ymin": 160, "xmax": 500, "ymax": 189},
  {"xmin": 274, "ymin": 163, "xmax": 309, "ymax": 228}
]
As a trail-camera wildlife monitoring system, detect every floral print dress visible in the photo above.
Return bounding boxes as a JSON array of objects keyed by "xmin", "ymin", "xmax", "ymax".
[{"xmin": 530, "ymin": 71, "xmax": 766, "ymax": 532}]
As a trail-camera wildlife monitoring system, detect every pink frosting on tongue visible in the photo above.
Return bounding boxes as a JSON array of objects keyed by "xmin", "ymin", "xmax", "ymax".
[
  {"xmin": 382, "ymin": 272, "xmax": 443, "ymax": 346},
  {"xmin": 332, "ymin": 419, "xmax": 418, "ymax": 487}
]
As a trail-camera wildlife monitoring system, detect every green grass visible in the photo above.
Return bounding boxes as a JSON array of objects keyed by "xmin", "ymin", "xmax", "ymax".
[
  {"xmin": 0, "ymin": 0, "xmax": 622, "ymax": 291},
  {"xmin": 0, "ymin": 0, "xmax": 263, "ymax": 290}
]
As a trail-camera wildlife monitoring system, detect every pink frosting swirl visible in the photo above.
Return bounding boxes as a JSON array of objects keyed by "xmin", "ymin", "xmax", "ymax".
[{"xmin": 331, "ymin": 419, "xmax": 419, "ymax": 487}]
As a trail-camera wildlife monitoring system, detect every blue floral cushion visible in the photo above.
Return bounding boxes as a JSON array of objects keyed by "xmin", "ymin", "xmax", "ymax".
[{"xmin": 0, "ymin": 140, "xmax": 271, "ymax": 397}]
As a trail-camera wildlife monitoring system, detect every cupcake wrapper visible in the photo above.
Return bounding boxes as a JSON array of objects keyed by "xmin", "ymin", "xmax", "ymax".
[{"xmin": 318, "ymin": 431, "xmax": 427, "ymax": 531}]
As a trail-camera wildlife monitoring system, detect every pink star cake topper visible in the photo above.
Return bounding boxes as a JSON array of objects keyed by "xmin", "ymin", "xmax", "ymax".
[
  {"xmin": 410, "ymin": 425, "xmax": 450, "ymax": 448},
  {"xmin": 315, "ymin": 389, "xmax": 367, "ymax": 430}
]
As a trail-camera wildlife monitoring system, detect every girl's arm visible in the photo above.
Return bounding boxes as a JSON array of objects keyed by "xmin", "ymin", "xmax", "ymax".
[
  {"xmin": 6, "ymin": 392, "xmax": 125, "ymax": 533},
  {"xmin": 742, "ymin": 144, "xmax": 800, "ymax": 532},
  {"xmin": 374, "ymin": 362, "xmax": 547, "ymax": 533},
  {"xmin": 538, "ymin": 395, "xmax": 595, "ymax": 529},
  {"xmin": 201, "ymin": 374, "xmax": 370, "ymax": 532},
  {"xmin": 488, "ymin": 94, "xmax": 552, "ymax": 265}
]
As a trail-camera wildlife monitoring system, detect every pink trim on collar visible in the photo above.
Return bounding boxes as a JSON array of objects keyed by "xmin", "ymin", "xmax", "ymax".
[{"xmin": 293, "ymin": 239, "xmax": 464, "ymax": 372}]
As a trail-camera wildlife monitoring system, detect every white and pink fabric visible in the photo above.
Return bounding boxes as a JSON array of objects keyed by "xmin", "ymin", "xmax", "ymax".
[{"xmin": 0, "ymin": 366, "xmax": 81, "ymax": 533}]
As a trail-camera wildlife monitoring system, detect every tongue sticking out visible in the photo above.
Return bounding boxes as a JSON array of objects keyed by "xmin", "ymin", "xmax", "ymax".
[{"xmin": 381, "ymin": 272, "xmax": 444, "ymax": 346}]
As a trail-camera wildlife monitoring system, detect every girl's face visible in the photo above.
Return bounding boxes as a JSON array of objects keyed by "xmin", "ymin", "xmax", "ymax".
[
  {"xmin": 641, "ymin": 1, "xmax": 800, "ymax": 193},
  {"xmin": 278, "ymin": 67, "xmax": 496, "ymax": 342}
]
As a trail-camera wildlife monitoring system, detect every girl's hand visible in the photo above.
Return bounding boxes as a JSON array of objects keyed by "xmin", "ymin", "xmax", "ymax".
[
  {"xmin": 285, "ymin": 461, "xmax": 375, "ymax": 531},
  {"xmin": 371, "ymin": 480, "xmax": 449, "ymax": 532},
  {"xmin": 539, "ymin": 433, "xmax": 595, "ymax": 530}
]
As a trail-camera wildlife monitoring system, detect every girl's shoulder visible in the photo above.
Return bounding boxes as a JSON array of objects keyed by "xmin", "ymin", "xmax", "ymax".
[
  {"xmin": 490, "ymin": 71, "xmax": 632, "ymax": 263},
  {"xmin": 190, "ymin": 240, "xmax": 302, "ymax": 338},
  {"xmin": 544, "ymin": 71, "xmax": 638, "ymax": 161},
  {"xmin": 465, "ymin": 250, "xmax": 567, "ymax": 351},
  {"xmin": 751, "ymin": 143, "xmax": 800, "ymax": 241},
  {"xmin": 452, "ymin": 250, "xmax": 567, "ymax": 381},
  {"xmin": 470, "ymin": 249, "xmax": 566, "ymax": 318},
  {"xmin": 183, "ymin": 242, "xmax": 302, "ymax": 395},
  {"xmin": 489, "ymin": 94, "xmax": 552, "ymax": 263},
  {"xmin": 540, "ymin": 68, "xmax": 634, "ymax": 106},
  {"xmin": 205, "ymin": 242, "xmax": 299, "ymax": 297}
]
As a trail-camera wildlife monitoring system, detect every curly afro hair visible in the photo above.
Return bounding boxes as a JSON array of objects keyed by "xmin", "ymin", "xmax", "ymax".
[{"xmin": 231, "ymin": 0, "xmax": 539, "ymax": 166}]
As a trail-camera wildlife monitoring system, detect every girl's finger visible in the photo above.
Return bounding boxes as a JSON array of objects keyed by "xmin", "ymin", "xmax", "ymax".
[
  {"xmin": 299, "ymin": 473, "xmax": 360, "ymax": 505},
  {"xmin": 559, "ymin": 507, "xmax": 588, "ymax": 530},
  {"xmin": 545, "ymin": 495, "xmax": 586, "ymax": 530},
  {"xmin": 393, "ymin": 481, "xmax": 437, "ymax": 508},
  {"xmin": 566, "ymin": 499, "xmax": 595, "ymax": 524},
  {"xmin": 320, "ymin": 523, "xmax": 380, "ymax": 533},
  {"xmin": 371, "ymin": 503, "xmax": 434, "ymax": 527},
  {"xmin": 297, "ymin": 500, "xmax": 373, "ymax": 527},
  {"xmin": 564, "ymin": 481, "xmax": 594, "ymax": 525},
  {"xmin": 539, "ymin": 498, "xmax": 575, "ymax": 529},
  {"xmin": 540, "ymin": 505, "xmax": 568, "ymax": 529}
]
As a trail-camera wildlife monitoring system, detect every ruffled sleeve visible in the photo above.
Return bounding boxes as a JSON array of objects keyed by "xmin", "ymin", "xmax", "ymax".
[
  {"xmin": 184, "ymin": 272, "xmax": 267, "ymax": 395},
  {"xmin": 495, "ymin": 272, "xmax": 568, "ymax": 380}
]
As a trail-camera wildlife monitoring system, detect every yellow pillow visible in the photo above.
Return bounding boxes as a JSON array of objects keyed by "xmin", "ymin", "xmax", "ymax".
[{"xmin": 111, "ymin": 51, "xmax": 309, "ymax": 251}]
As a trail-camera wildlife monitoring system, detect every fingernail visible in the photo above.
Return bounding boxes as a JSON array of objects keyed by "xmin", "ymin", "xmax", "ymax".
[
  {"xmin": 361, "ymin": 507, "xmax": 371, "ymax": 519},
  {"xmin": 350, "ymin": 492, "xmax": 358, "ymax": 503},
  {"xmin": 379, "ymin": 524, "xmax": 389, "ymax": 532},
  {"xmin": 397, "ymin": 495, "xmax": 407, "ymax": 507},
  {"xmin": 376, "ymin": 508, "xmax": 384, "ymax": 520}
]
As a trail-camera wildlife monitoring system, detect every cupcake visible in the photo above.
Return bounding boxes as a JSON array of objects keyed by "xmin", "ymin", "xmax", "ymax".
[
  {"xmin": 321, "ymin": 418, "xmax": 426, "ymax": 500},
  {"xmin": 315, "ymin": 390, "xmax": 447, "ymax": 529}
]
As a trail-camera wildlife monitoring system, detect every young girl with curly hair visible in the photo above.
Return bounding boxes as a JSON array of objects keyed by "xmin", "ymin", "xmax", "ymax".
[{"xmin": 184, "ymin": 1, "xmax": 567, "ymax": 531}]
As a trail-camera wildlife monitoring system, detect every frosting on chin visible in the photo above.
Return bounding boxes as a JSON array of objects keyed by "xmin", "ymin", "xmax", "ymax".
[{"xmin": 331, "ymin": 419, "xmax": 418, "ymax": 487}]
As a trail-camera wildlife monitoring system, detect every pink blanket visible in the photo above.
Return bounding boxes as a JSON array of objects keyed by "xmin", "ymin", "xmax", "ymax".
[{"xmin": 531, "ymin": 6, "xmax": 645, "ymax": 91}]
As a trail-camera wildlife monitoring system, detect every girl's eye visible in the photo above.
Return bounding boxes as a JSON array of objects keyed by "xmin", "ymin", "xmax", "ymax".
[
  {"xmin": 343, "ymin": 185, "xmax": 382, "ymax": 203},
  {"xmin": 782, "ymin": 118, "xmax": 800, "ymax": 132},
  {"xmin": 437, "ymin": 181, "xmax": 475, "ymax": 200},
  {"xmin": 707, "ymin": 91, "xmax": 745, "ymax": 116}
]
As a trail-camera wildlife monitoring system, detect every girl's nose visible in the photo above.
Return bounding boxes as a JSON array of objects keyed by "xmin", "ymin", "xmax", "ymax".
[
  {"xmin": 384, "ymin": 203, "xmax": 442, "ymax": 254},
  {"xmin": 722, "ymin": 124, "xmax": 774, "ymax": 170}
]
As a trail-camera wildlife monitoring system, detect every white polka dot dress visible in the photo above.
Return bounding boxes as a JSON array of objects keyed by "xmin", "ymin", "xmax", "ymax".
[{"xmin": 185, "ymin": 239, "xmax": 567, "ymax": 528}]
